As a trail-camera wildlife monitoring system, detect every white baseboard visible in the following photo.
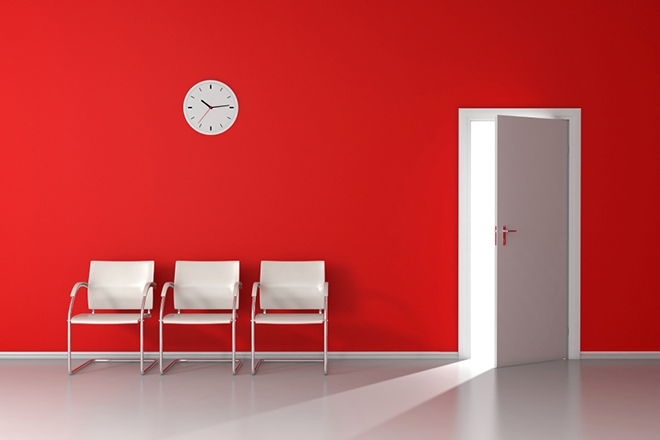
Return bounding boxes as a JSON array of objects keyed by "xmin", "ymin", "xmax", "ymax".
[
  {"xmin": 581, "ymin": 351, "xmax": 660, "ymax": 360},
  {"xmin": 0, "ymin": 351, "xmax": 458, "ymax": 361},
  {"xmin": 8, "ymin": 352, "xmax": 660, "ymax": 361}
]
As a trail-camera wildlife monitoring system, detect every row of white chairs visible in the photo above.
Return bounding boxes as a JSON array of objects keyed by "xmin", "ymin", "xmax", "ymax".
[{"xmin": 67, "ymin": 260, "xmax": 328, "ymax": 375}]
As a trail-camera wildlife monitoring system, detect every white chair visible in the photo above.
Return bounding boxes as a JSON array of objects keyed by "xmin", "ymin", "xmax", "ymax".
[
  {"xmin": 251, "ymin": 261, "xmax": 328, "ymax": 374},
  {"xmin": 159, "ymin": 261, "xmax": 242, "ymax": 374},
  {"xmin": 67, "ymin": 261, "xmax": 157, "ymax": 374}
]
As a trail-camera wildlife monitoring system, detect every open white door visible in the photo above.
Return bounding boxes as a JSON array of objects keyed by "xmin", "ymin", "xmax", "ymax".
[{"xmin": 496, "ymin": 115, "xmax": 569, "ymax": 367}]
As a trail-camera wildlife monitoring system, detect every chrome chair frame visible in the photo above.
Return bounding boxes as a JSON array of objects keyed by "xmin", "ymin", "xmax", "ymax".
[
  {"xmin": 251, "ymin": 264, "xmax": 328, "ymax": 375},
  {"xmin": 159, "ymin": 263, "xmax": 243, "ymax": 375},
  {"xmin": 67, "ymin": 280, "xmax": 158, "ymax": 375}
]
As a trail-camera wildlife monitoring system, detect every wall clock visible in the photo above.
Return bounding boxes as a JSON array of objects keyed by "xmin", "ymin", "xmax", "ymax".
[{"xmin": 183, "ymin": 80, "xmax": 239, "ymax": 135}]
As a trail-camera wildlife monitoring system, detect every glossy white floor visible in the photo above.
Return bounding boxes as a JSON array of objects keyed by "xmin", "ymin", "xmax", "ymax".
[{"xmin": 0, "ymin": 358, "xmax": 659, "ymax": 439}]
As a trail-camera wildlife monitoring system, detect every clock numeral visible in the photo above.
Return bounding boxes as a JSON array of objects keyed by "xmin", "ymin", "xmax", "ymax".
[
  {"xmin": 229, "ymin": 106, "xmax": 235, "ymax": 109},
  {"xmin": 198, "ymin": 87, "xmax": 202, "ymax": 92},
  {"xmin": 220, "ymin": 123, "xmax": 224, "ymax": 128},
  {"xmin": 190, "ymin": 95, "xmax": 195, "ymax": 100},
  {"xmin": 219, "ymin": 87, "xmax": 223, "ymax": 92},
  {"xmin": 227, "ymin": 95, "xmax": 231, "ymax": 99},
  {"xmin": 210, "ymin": 84, "xmax": 212, "ymax": 89},
  {"xmin": 187, "ymin": 106, "xmax": 193, "ymax": 109},
  {"xmin": 210, "ymin": 126, "xmax": 213, "ymax": 131},
  {"xmin": 191, "ymin": 116, "xmax": 196, "ymax": 120},
  {"xmin": 199, "ymin": 123, "xmax": 202, "ymax": 128}
]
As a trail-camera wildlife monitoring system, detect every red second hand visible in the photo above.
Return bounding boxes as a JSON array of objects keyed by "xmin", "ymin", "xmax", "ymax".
[{"xmin": 198, "ymin": 107, "xmax": 211, "ymax": 123}]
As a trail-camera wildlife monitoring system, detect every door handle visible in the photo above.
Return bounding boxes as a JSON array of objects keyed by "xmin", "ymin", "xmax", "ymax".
[{"xmin": 502, "ymin": 226, "xmax": 517, "ymax": 246}]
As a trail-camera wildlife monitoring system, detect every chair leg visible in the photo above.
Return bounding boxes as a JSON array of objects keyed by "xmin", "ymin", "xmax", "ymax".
[
  {"xmin": 324, "ymin": 319, "xmax": 328, "ymax": 375},
  {"xmin": 68, "ymin": 322, "xmax": 95, "ymax": 375},
  {"xmin": 67, "ymin": 320, "xmax": 72, "ymax": 374},
  {"xmin": 249, "ymin": 322, "xmax": 325, "ymax": 375},
  {"xmin": 251, "ymin": 318, "xmax": 255, "ymax": 374},
  {"xmin": 140, "ymin": 317, "xmax": 158, "ymax": 374},
  {"xmin": 159, "ymin": 321, "xmax": 242, "ymax": 375},
  {"xmin": 159, "ymin": 317, "xmax": 164, "ymax": 375},
  {"xmin": 68, "ymin": 321, "xmax": 157, "ymax": 375},
  {"xmin": 140, "ymin": 317, "xmax": 144, "ymax": 373},
  {"xmin": 232, "ymin": 318, "xmax": 243, "ymax": 374},
  {"xmin": 232, "ymin": 318, "xmax": 235, "ymax": 373}
]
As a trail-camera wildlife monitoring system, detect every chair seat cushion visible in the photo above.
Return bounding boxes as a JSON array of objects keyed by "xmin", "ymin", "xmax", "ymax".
[
  {"xmin": 162, "ymin": 313, "xmax": 233, "ymax": 324},
  {"xmin": 70, "ymin": 313, "xmax": 143, "ymax": 324},
  {"xmin": 254, "ymin": 313, "xmax": 325, "ymax": 324}
]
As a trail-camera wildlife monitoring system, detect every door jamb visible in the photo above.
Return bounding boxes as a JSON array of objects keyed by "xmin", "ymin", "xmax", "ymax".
[{"xmin": 458, "ymin": 108, "xmax": 581, "ymax": 360}]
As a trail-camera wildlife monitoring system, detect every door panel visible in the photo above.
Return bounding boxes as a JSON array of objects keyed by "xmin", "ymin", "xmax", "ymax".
[{"xmin": 496, "ymin": 115, "xmax": 569, "ymax": 367}]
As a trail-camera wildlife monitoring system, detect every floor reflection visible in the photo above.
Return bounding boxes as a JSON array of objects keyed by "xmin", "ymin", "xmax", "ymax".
[{"xmin": 0, "ymin": 358, "xmax": 659, "ymax": 439}]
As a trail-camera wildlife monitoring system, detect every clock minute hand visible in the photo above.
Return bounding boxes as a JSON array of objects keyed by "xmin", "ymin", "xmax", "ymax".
[{"xmin": 211, "ymin": 104, "xmax": 231, "ymax": 109}]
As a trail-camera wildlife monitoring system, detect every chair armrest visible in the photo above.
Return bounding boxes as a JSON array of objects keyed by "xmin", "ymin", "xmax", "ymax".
[
  {"xmin": 324, "ymin": 283, "xmax": 329, "ymax": 320},
  {"xmin": 232, "ymin": 282, "xmax": 242, "ymax": 311},
  {"xmin": 67, "ymin": 282, "xmax": 88, "ymax": 321},
  {"xmin": 159, "ymin": 282, "xmax": 174, "ymax": 321},
  {"xmin": 140, "ymin": 281, "xmax": 157, "ymax": 320},
  {"xmin": 142, "ymin": 281, "xmax": 157, "ymax": 298},
  {"xmin": 70, "ymin": 282, "xmax": 88, "ymax": 297},
  {"xmin": 160, "ymin": 282, "xmax": 174, "ymax": 298},
  {"xmin": 251, "ymin": 282, "xmax": 260, "ymax": 320}
]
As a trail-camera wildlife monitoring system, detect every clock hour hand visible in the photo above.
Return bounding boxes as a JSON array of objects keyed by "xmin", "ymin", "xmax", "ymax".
[{"xmin": 201, "ymin": 99, "xmax": 213, "ymax": 109}]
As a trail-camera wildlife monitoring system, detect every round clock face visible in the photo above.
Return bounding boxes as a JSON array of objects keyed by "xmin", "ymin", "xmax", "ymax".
[{"xmin": 183, "ymin": 80, "xmax": 239, "ymax": 135}]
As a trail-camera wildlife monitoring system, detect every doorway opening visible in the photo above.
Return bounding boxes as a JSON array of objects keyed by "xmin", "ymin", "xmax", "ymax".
[
  {"xmin": 458, "ymin": 109, "xmax": 581, "ymax": 363},
  {"xmin": 469, "ymin": 120, "xmax": 496, "ymax": 366}
]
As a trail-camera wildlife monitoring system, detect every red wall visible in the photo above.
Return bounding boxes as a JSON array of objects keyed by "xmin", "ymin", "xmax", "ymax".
[{"xmin": 0, "ymin": 0, "xmax": 658, "ymax": 353}]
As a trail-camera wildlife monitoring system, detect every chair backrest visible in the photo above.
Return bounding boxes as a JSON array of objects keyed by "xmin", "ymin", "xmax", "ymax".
[
  {"xmin": 88, "ymin": 261, "xmax": 154, "ymax": 310},
  {"xmin": 259, "ymin": 261, "xmax": 325, "ymax": 310},
  {"xmin": 173, "ymin": 261, "xmax": 239, "ymax": 310}
]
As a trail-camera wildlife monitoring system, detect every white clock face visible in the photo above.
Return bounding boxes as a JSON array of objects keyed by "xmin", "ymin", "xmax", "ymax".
[{"xmin": 183, "ymin": 80, "xmax": 238, "ymax": 135}]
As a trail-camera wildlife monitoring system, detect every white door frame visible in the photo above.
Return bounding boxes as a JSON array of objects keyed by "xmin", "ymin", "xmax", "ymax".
[{"xmin": 458, "ymin": 108, "xmax": 581, "ymax": 360}]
